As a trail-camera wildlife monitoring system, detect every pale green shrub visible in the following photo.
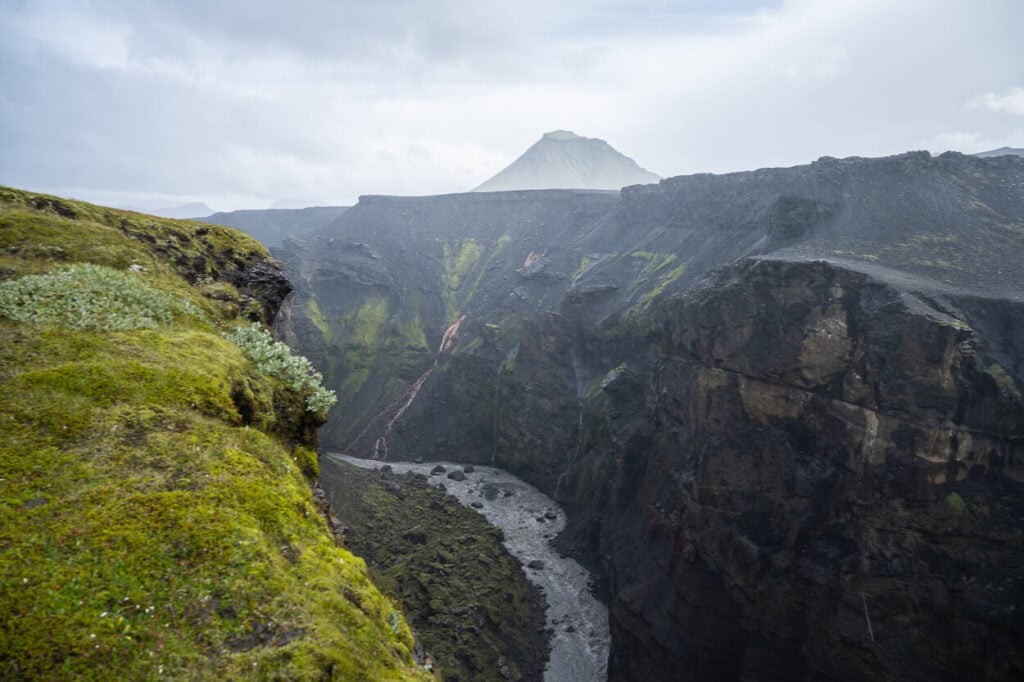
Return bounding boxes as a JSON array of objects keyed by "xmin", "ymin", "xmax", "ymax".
[
  {"xmin": 224, "ymin": 322, "xmax": 337, "ymax": 414},
  {"xmin": 0, "ymin": 263, "xmax": 198, "ymax": 331}
]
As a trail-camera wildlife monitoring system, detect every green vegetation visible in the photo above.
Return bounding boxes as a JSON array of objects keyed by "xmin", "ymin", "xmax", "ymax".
[
  {"xmin": 0, "ymin": 187, "xmax": 430, "ymax": 680},
  {"xmin": 0, "ymin": 263, "xmax": 199, "ymax": 331},
  {"xmin": 944, "ymin": 492, "xmax": 967, "ymax": 516},
  {"xmin": 305, "ymin": 298, "xmax": 331, "ymax": 340},
  {"xmin": 322, "ymin": 461, "xmax": 548, "ymax": 682},
  {"xmin": 441, "ymin": 240, "xmax": 484, "ymax": 323},
  {"xmin": 643, "ymin": 264, "xmax": 688, "ymax": 305},
  {"xmin": 224, "ymin": 323, "xmax": 337, "ymax": 414},
  {"xmin": 631, "ymin": 251, "xmax": 679, "ymax": 275},
  {"xmin": 987, "ymin": 362, "xmax": 1022, "ymax": 400}
]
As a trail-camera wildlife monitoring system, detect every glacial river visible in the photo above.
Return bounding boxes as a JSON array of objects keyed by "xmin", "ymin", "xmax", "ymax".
[{"xmin": 327, "ymin": 453, "xmax": 610, "ymax": 682}]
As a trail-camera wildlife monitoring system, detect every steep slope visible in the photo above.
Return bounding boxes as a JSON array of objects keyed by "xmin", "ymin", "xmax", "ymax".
[
  {"xmin": 276, "ymin": 189, "xmax": 619, "ymax": 450},
  {"xmin": 589, "ymin": 258, "xmax": 1024, "ymax": 680},
  {"xmin": 474, "ymin": 130, "xmax": 661, "ymax": 192},
  {"xmin": 200, "ymin": 206, "xmax": 349, "ymax": 248},
  {"xmin": 0, "ymin": 188, "xmax": 431, "ymax": 680},
  {"xmin": 277, "ymin": 150, "xmax": 1024, "ymax": 680}
]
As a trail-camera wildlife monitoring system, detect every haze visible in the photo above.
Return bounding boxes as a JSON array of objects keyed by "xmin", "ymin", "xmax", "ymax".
[{"xmin": 1, "ymin": 0, "xmax": 1021, "ymax": 211}]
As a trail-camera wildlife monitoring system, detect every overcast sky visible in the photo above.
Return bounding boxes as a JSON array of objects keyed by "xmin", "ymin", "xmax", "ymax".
[{"xmin": 1, "ymin": 0, "xmax": 1022, "ymax": 211}]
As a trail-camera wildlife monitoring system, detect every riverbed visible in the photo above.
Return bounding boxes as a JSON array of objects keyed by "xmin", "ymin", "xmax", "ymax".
[{"xmin": 327, "ymin": 453, "xmax": 609, "ymax": 682}]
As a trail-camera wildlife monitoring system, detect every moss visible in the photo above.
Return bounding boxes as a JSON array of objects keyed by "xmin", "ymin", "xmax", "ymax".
[
  {"xmin": 986, "ymin": 362, "xmax": 1022, "ymax": 400},
  {"xmin": 292, "ymin": 446, "xmax": 320, "ymax": 480},
  {"xmin": 441, "ymin": 240, "xmax": 484, "ymax": 323},
  {"xmin": 348, "ymin": 296, "xmax": 390, "ymax": 348},
  {"xmin": 631, "ymin": 251, "xmax": 679, "ymax": 275},
  {"xmin": 0, "ymin": 187, "xmax": 430, "ymax": 681},
  {"xmin": 306, "ymin": 298, "xmax": 331, "ymax": 341},
  {"xmin": 322, "ymin": 462, "xmax": 548, "ymax": 682},
  {"xmin": 945, "ymin": 492, "xmax": 967, "ymax": 516},
  {"xmin": 643, "ymin": 264, "xmax": 688, "ymax": 306}
]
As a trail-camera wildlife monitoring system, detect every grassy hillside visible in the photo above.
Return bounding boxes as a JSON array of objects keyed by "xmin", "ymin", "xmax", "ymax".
[{"xmin": 0, "ymin": 188, "xmax": 432, "ymax": 680}]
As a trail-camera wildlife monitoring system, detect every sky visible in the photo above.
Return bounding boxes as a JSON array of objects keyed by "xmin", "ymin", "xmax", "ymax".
[{"xmin": 1, "ymin": 0, "xmax": 1022, "ymax": 212}]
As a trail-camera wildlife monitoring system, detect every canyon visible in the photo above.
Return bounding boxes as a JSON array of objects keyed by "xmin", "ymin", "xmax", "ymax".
[{"xmin": 275, "ymin": 151, "xmax": 1024, "ymax": 680}]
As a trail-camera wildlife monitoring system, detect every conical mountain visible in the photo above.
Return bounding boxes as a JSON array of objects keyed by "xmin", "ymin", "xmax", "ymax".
[{"xmin": 474, "ymin": 130, "xmax": 661, "ymax": 192}]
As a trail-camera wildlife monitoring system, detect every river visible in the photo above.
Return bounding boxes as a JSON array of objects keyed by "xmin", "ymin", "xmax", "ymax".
[{"xmin": 327, "ymin": 453, "xmax": 610, "ymax": 682}]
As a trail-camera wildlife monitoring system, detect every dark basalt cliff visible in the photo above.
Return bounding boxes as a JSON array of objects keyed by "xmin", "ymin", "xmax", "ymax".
[
  {"xmin": 278, "ymin": 152, "xmax": 1024, "ymax": 680},
  {"xmin": 592, "ymin": 258, "xmax": 1023, "ymax": 680}
]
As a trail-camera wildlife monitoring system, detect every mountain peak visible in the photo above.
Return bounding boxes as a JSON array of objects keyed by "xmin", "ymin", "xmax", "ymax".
[
  {"xmin": 474, "ymin": 131, "xmax": 660, "ymax": 192},
  {"xmin": 542, "ymin": 129, "xmax": 582, "ymax": 141}
]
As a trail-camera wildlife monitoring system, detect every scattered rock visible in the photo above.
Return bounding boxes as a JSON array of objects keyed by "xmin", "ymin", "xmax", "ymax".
[
  {"xmin": 481, "ymin": 482, "xmax": 500, "ymax": 500},
  {"xmin": 471, "ymin": 501, "xmax": 484, "ymax": 509},
  {"xmin": 430, "ymin": 465, "xmax": 447, "ymax": 476},
  {"xmin": 380, "ymin": 464, "xmax": 393, "ymax": 473},
  {"xmin": 463, "ymin": 465, "xmax": 475, "ymax": 473},
  {"xmin": 543, "ymin": 510, "xmax": 557, "ymax": 520},
  {"xmin": 382, "ymin": 480, "xmax": 403, "ymax": 496},
  {"xmin": 527, "ymin": 560, "xmax": 545, "ymax": 570},
  {"xmin": 447, "ymin": 470, "xmax": 467, "ymax": 482}
]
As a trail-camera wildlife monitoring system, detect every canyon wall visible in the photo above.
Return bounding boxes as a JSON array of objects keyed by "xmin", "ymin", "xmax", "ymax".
[{"xmin": 278, "ymin": 152, "xmax": 1024, "ymax": 680}]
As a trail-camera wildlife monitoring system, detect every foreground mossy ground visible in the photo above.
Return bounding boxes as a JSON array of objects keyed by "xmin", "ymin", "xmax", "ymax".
[
  {"xmin": 320, "ymin": 458, "xmax": 548, "ymax": 682},
  {"xmin": 0, "ymin": 187, "xmax": 431, "ymax": 680}
]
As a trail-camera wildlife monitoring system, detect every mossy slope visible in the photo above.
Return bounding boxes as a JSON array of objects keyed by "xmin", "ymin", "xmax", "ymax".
[
  {"xmin": 0, "ymin": 188, "xmax": 429, "ymax": 680},
  {"xmin": 319, "ymin": 459, "xmax": 548, "ymax": 682}
]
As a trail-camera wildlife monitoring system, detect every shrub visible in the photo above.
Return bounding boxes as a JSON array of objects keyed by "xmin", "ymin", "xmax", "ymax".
[
  {"xmin": 0, "ymin": 263, "xmax": 198, "ymax": 331},
  {"xmin": 224, "ymin": 322, "xmax": 337, "ymax": 414}
]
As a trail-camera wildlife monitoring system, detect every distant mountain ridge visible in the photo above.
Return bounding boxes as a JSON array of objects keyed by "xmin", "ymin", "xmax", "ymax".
[
  {"xmin": 198, "ymin": 206, "xmax": 349, "ymax": 248},
  {"xmin": 975, "ymin": 146, "xmax": 1024, "ymax": 158},
  {"xmin": 117, "ymin": 200, "xmax": 214, "ymax": 219},
  {"xmin": 474, "ymin": 130, "xmax": 660, "ymax": 192}
]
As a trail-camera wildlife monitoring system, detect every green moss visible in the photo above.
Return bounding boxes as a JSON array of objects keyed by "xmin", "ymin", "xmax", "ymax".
[
  {"xmin": 571, "ymin": 251, "xmax": 596, "ymax": 280},
  {"xmin": 349, "ymin": 296, "xmax": 390, "ymax": 348},
  {"xmin": 0, "ymin": 187, "xmax": 430, "ymax": 681},
  {"xmin": 987, "ymin": 362, "xmax": 1022, "ymax": 400},
  {"xmin": 306, "ymin": 298, "xmax": 331, "ymax": 341},
  {"xmin": 441, "ymin": 240, "xmax": 484, "ymax": 323},
  {"xmin": 945, "ymin": 492, "xmax": 967, "ymax": 516},
  {"xmin": 631, "ymin": 251, "xmax": 679, "ymax": 275},
  {"xmin": 322, "ymin": 461, "xmax": 548, "ymax": 682},
  {"xmin": 643, "ymin": 264, "xmax": 688, "ymax": 306}
]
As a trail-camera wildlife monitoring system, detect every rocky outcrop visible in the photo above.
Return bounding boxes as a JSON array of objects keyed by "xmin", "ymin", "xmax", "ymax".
[
  {"xmin": 588, "ymin": 258, "xmax": 1023, "ymax": 680},
  {"xmin": 275, "ymin": 151, "xmax": 1024, "ymax": 680}
]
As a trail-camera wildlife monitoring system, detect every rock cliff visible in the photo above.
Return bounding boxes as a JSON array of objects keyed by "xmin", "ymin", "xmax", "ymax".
[
  {"xmin": 591, "ymin": 258, "xmax": 1023, "ymax": 680},
  {"xmin": 277, "ymin": 151, "xmax": 1024, "ymax": 680}
]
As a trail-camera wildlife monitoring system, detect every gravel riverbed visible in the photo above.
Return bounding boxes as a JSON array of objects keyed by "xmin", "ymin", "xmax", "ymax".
[{"xmin": 328, "ymin": 453, "xmax": 609, "ymax": 682}]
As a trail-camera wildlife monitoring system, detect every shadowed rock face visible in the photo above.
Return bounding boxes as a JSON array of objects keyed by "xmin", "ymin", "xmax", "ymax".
[
  {"xmin": 277, "ymin": 151, "xmax": 1024, "ymax": 681},
  {"xmin": 591, "ymin": 259, "xmax": 1023, "ymax": 681}
]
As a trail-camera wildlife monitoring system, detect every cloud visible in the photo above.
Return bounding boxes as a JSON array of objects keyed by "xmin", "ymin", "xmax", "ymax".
[
  {"xmin": 1, "ymin": 0, "xmax": 1022, "ymax": 209},
  {"xmin": 970, "ymin": 87, "xmax": 1024, "ymax": 117}
]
